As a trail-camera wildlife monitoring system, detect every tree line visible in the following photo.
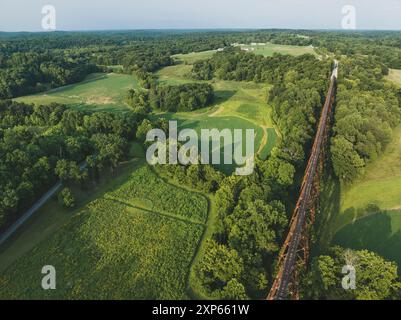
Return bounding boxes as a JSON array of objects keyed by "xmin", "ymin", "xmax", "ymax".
[
  {"xmin": 330, "ymin": 55, "xmax": 401, "ymax": 183},
  {"xmin": 191, "ymin": 46, "xmax": 329, "ymax": 86},
  {"xmin": 126, "ymin": 83, "xmax": 214, "ymax": 113},
  {"xmin": 0, "ymin": 51, "xmax": 99, "ymax": 99},
  {"xmin": 0, "ymin": 100, "xmax": 144, "ymax": 229}
]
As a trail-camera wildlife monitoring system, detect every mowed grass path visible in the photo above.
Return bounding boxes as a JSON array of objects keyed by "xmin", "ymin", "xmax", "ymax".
[
  {"xmin": 0, "ymin": 156, "xmax": 208, "ymax": 299},
  {"xmin": 156, "ymin": 54, "xmax": 279, "ymax": 168},
  {"xmin": 15, "ymin": 73, "xmax": 140, "ymax": 112}
]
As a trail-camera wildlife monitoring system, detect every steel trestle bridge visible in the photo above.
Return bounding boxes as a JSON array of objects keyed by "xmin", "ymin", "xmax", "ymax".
[{"xmin": 267, "ymin": 61, "xmax": 338, "ymax": 300}]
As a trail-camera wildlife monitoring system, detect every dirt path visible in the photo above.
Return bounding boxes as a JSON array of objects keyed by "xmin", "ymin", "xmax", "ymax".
[
  {"xmin": 208, "ymin": 106, "xmax": 225, "ymax": 117},
  {"xmin": 208, "ymin": 105, "xmax": 270, "ymax": 157},
  {"xmin": 0, "ymin": 162, "xmax": 87, "ymax": 247},
  {"xmin": 257, "ymin": 126, "xmax": 268, "ymax": 155}
]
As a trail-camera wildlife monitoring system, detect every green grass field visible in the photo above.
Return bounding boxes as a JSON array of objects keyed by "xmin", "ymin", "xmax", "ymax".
[
  {"xmin": 172, "ymin": 50, "xmax": 217, "ymax": 64},
  {"xmin": 0, "ymin": 147, "xmax": 209, "ymax": 299},
  {"xmin": 333, "ymin": 210, "xmax": 401, "ymax": 274},
  {"xmin": 239, "ymin": 43, "xmax": 316, "ymax": 57},
  {"xmin": 323, "ymin": 125, "xmax": 401, "ymax": 235},
  {"xmin": 323, "ymin": 74, "xmax": 401, "ymax": 261},
  {"xmin": 321, "ymin": 125, "xmax": 401, "ymax": 241},
  {"xmin": 152, "ymin": 81, "xmax": 278, "ymax": 173},
  {"xmin": 320, "ymin": 125, "xmax": 401, "ymax": 256},
  {"xmin": 0, "ymin": 198, "xmax": 203, "ymax": 299},
  {"xmin": 15, "ymin": 73, "xmax": 140, "ymax": 112},
  {"xmin": 106, "ymin": 165, "xmax": 208, "ymax": 224},
  {"xmin": 339, "ymin": 125, "xmax": 401, "ymax": 217},
  {"xmin": 156, "ymin": 64, "xmax": 194, "ymax": 85},
  {"xmin": 156, "ymin": 52, "xmax": 279, "ymax": 171},
  {"xmin": 385, "ymin": 69, "xmax": 401, "ymax": 86}
]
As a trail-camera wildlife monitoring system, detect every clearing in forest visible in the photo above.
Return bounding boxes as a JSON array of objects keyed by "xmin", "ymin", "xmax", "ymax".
[
  {"xmin": 238, "ymin": 42, "xmax": 316, "ymax": 57},
  {"xmin": 14, "ymin": 73, "xmax": 139, "ymax": 112},
  {"xmin": 155, "ymin": 51, "xmax": 279, "ymax": 171},
  {"xmin": 385, "ymin": 68, "xmax": 401, "ymax": 85}
]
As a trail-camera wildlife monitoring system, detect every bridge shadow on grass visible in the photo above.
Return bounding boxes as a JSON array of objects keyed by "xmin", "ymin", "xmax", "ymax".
[
  {"xmin": 333, "ymin": 209, "xmax": 401, "ymax": 274},
  {"xmin": 313, "ymin": 167, "xmax": 341, "ymax": 252}
]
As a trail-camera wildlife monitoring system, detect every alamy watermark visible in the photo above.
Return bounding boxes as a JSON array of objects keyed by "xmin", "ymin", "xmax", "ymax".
[
  {"xmin": 41, "ymin": 5, "xmax": 56, "ymax": 31},
  {"xmin": 341, "ymin": 249, "xmax": 358, "ymax": 290},
  {"xmin": 146, "ymin": 121, "xmax": 255, "ymax": 176},
  {"xmin": 41, "ymin": 265, "xmax": 56, "ymax": 290},
  {"xmin": 342, "ymin": 5, "xmax": 356, "ymax": 30},
  {"xmin": 341, "ymin": 264, "xmax": 356, "ymax": 290}
]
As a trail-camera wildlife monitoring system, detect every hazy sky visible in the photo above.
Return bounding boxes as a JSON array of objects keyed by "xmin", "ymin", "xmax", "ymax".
[{"xmin": 1, "ymin": 0, "xmax": 401, "ymax": 32}]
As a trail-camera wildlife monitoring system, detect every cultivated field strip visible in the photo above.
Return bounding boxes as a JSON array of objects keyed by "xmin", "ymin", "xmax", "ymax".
[
  {"xmin": 107, "ymin": 165, "xmax": 208, "ymax": 223},
  {"xmin": 0, "ymin": 198, "xmax": 204, "ymax": 299}
]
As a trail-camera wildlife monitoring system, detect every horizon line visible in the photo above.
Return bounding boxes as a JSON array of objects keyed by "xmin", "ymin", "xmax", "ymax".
[{"xmin": 2, "ymin": 27, "xmax": 401, "ymax": 33}]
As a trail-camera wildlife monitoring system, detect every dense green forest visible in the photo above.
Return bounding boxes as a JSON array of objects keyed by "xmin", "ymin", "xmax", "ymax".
[
  {"xmin": 127, "ymin": 83, "xmax": 214, "ymax": 112},
  {"xmin": 331, "ymin": 56, "xmax": 401, "ymax": 183},
  {"xmin": 2, "ymin": 29, "xmax": 401, "ymax": 98},
  {"xmin": 0, "ymin": 53, "xmax": 98, "ymax": 99},
  {"xmin": 0, "ymin": 101, "xmax": 144, "ymax": 229},
  {"xmin": 303, "ymin": 246, "xmax": 401, "ymax": 300}
]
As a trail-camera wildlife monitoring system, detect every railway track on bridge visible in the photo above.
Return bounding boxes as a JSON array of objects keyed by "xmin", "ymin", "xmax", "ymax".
[{"xmin": 267, "ymin": 61, "xmax": 338, "ymax": 300}]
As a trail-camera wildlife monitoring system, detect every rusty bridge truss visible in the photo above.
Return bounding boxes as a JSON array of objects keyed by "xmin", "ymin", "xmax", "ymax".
[{"xmin": 267, "ymin": 62, "xmax": 338, "ymax": 300}]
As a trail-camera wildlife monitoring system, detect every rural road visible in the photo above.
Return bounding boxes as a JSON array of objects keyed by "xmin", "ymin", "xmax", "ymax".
[
  {"xmin": 0, "ymin": 163, "xmax": 87, "ymax": 247},
  {"xmin": 0, "ymin": 181, "xmax": 62, "ymax": 247}
]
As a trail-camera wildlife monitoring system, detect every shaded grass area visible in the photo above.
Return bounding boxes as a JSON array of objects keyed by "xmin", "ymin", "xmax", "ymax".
[
  {"xmin": 333, "ymin": 210, "xmax": 401, "ymax": 274},
  {"xmin": 260, "ymin": 128, "xmax": 278, "ymax": 160},
  {"xmin": 318, "ymin": 126, "xmax": 401, "ymax": 259},
  {"xmin": 315, "ymin": 166, "xmax": 341, "ymax": 251},
  {"xmin": 14, "ymin": 73, "xmax": 139, "ymax": 112},
  {"xmin": 318, "ymin": 126, "xmax": 401, "ymax": 242},
  {"xmin": 340, "ymin": 125, "xmax": 401, "ymax": 214}
]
